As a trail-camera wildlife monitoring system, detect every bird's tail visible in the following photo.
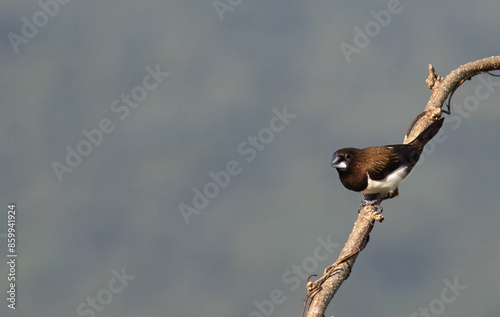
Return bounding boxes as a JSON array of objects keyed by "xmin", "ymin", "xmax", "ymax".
[{"xmin": 409, "ymin": 118, "xmax": 444, "ymax": 150}]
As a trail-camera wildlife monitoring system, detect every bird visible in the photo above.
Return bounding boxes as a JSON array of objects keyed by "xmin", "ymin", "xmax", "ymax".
[{"xmin": 330, "ymin": 118, "xmax": 444, "ymax": 204}]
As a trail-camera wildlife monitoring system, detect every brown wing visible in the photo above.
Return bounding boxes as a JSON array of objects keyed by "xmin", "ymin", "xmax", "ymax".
[{"xmin": 360, "ymin": 146, "xmax": 404, "ymax": 181}]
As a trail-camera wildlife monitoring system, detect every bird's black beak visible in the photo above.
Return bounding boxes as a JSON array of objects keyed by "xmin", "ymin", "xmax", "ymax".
[{"xmin": 331, "ymin": 154, "xmax": 346, "ymax": 169}]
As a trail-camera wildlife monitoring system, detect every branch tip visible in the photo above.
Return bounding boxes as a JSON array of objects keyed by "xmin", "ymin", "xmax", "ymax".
[{"xmin": 426, "ymin": 64, "xmax": 442, "ymax": 89}]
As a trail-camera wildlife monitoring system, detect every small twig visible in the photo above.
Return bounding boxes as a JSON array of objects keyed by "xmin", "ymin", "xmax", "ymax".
[
  {"xmin": 304, "ymin": 205, "xmax": 383, "ymax": 317},
  {"xmin": 425, "ymin": 64, "xmax": 443, "ymax": 89},
  {"xmin": 444, "ymin": 71, "xmax": 500, "ymax": 114},
  {"xmin": 405, "ymin": 111, "xmax": 426, "ymax": 138},
  {"xmin": 406, "ymin": 56, "xmax": 500, "ymax": 144},
  {"xmin": 301, "ymin": 249, "xmax": 360, "ymax": 317}
]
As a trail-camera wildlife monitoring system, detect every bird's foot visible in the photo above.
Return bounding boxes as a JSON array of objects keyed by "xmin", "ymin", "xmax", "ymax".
[
  {"xmin": 360, "ymin": 197, "xmax": 384, "ymax": 222},
  {"xmin": 362, "ymin": 189, "xmax": 398, "ymax": 204},
  {"xmin": 361, "ymin": 199, "xmax": 382, "ymax": 206},
  {"xmin": 361, "ymin": 194, "xmax": 383, "ymax": 213},
  {"xmin": 362, "ymin": 194, "xmax": 382, "ymax": 205}
]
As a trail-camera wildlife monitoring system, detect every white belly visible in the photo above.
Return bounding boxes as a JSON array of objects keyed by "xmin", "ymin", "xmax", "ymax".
[{"xmin": 361, "ymin": 166, "xmax": 409, "ymax": 194}]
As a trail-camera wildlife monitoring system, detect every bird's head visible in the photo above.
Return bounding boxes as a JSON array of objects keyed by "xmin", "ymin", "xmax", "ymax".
[{"xmin": 331, "ymin": 148, "xmax": 357, "ymax": 170}]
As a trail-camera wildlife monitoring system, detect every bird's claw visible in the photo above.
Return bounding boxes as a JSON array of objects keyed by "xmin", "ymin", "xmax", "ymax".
[
  {"xmin": 361, "ymin": 200, "xmax": 383, "ymax": 212},
  {"xmin": 360, "ymin": 194, "xmax": 384, "ymax": 213},
  {"xmin": 361, "ymin": 198, "xmax": 381, "ymax": 206}
]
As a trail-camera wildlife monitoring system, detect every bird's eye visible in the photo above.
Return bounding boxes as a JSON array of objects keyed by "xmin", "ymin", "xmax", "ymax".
[{"xmin": 345, "ymin": 153, "xmax": 352, "ymax": 159}]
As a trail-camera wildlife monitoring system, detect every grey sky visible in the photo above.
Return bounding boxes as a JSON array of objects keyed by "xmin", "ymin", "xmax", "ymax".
[{"xmin": 0, "ymin": 1, "xmax": 499, "ymax": 316}]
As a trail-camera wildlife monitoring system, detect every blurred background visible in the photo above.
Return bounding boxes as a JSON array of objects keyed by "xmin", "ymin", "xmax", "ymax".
[{"xmin": 1, "ymin": 0, "xmax": 499, "ymax": 316}]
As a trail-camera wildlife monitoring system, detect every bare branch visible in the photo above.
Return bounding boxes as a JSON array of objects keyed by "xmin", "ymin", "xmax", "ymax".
[
  {"xmin": 404, "ymin": 56, "xmax": 500, "ymax": 144},
  {"xmin": 304, "ymin": 205, "xmax": 383, "ymax": 317},
  {"xmin": 303, "ymin": 56, "xmax": 500, "ymax": 317}
]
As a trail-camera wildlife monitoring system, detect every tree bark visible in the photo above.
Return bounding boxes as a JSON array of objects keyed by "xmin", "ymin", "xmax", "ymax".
[
  {"xmin": 303, "ymin": 56, "xmax": 500, "ymax": 317},
  {"xmin": 405, "ymin": 56, "xmax": 500, "ymax": 144}
]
